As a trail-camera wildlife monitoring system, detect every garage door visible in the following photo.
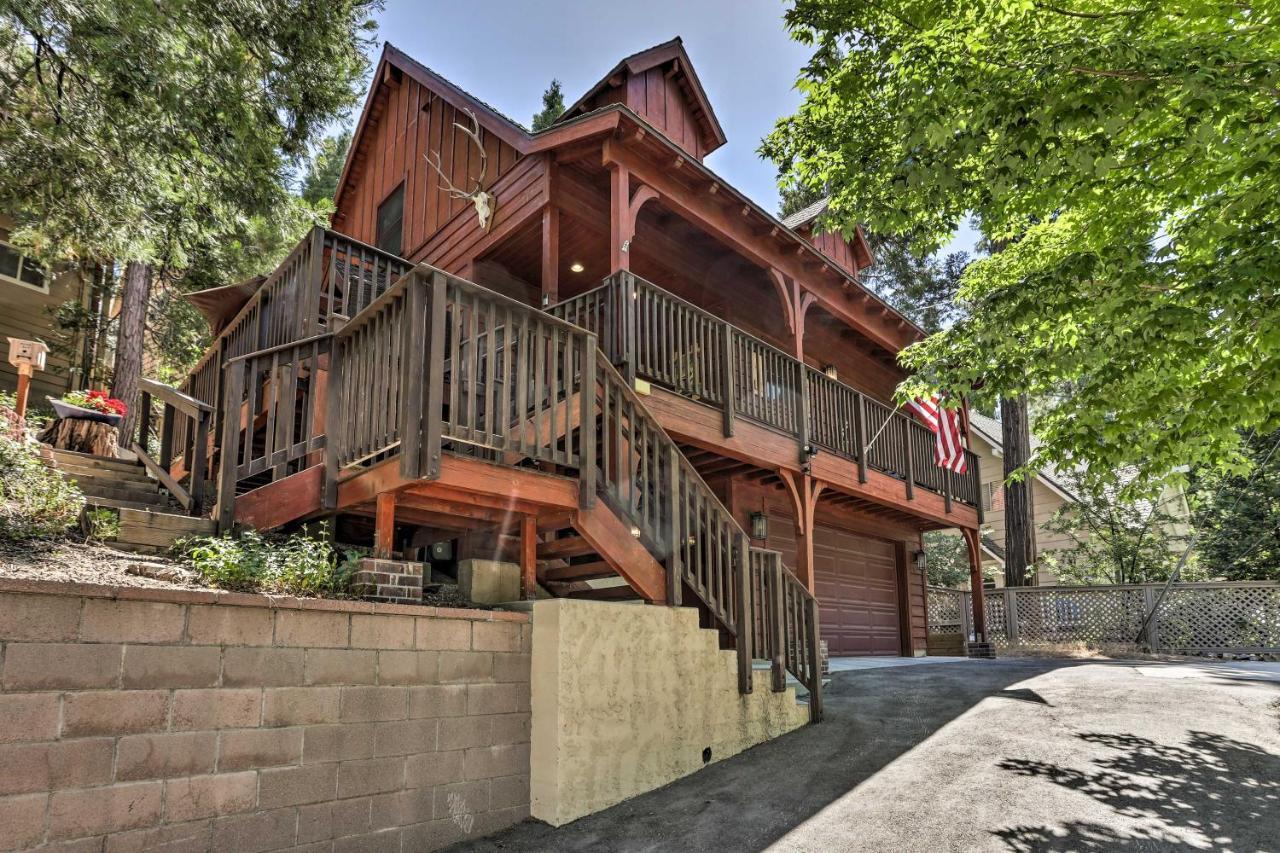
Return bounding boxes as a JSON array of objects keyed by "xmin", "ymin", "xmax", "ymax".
[{"xmin": 813, "ymin": 527, "xmax": 901, "ymax": 656}]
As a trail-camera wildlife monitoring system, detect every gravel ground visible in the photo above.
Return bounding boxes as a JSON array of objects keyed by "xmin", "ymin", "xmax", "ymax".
[{"xmin": 452, "ymin": 658, "xmax": 1280, "ymax": 852}]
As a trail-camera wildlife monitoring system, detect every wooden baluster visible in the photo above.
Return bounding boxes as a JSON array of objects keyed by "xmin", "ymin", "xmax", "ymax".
[
  {"xmin": 158, "ymin": 403, "xmax": 175, "ymax": 470},
  {"xmin": 190, "ymin": 409, "xmax": 208, "ymax": 516},
  {"xmin": 216, "ymin": 362, "xmax": 244, "ymax": 532}
]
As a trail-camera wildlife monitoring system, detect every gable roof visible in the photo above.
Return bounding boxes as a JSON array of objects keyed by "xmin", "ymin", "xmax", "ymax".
[
  {"xmin": 781, "ymin": 198, "xmax": 829, "ymax": 230},
  {"xmin": 556, "ymin": 37, "xmax": 727, "ymax": 155},
  {"xmin": 967, "ymin": 412, "xmax": 1081, "ymax": 504}
]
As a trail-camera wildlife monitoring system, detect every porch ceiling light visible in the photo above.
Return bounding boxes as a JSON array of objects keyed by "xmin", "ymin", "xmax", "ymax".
[{"xmin": 569, "ymin": 262, "xmax": 585, "ymax": 273}]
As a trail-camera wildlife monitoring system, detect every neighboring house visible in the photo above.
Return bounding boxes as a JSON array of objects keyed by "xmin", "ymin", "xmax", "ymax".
[
  {"xmin": 966, "ymin": 411, "xmax": 1192, "ymax": 586},
  {"xmin": 0, "ymin": 215, "xmax": 112, "ymax": 403},
  {"xmin": 165, "ymin": 38, "xmax": 989, "ymax": 676}
]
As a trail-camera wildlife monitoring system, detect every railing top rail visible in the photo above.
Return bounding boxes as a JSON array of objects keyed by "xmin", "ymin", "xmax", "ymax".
[
  {"xmin": 138, "ymin": 377, "xmax": 212, "ymax": 416},
  {"xmin": 321, "ymin": 227, "xmax": 416, "ymax": 266},
  {"xmin": 223, "ymin": 333, "xmax": 332, "ymax": 365}
]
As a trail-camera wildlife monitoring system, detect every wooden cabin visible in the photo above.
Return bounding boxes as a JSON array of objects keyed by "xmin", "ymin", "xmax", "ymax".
[{"xmin": 155, "ymin": 39, "xmax": 990, "ymax": 717}]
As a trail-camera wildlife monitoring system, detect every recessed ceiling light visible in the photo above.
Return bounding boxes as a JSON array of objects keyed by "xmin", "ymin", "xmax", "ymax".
[{"xmin": 569, "ymin": 262, "xmax": 584, "ymax": 273}]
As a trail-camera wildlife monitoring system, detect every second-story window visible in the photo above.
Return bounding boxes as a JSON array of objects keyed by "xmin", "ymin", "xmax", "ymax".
[{"xmin": 376, "ymin": 183, "xmax": 405, "ymax": 257}]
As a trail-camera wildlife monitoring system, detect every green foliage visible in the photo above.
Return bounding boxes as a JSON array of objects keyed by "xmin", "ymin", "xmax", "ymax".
[
  {"xmin": 83, "ymin": 507, "xmax": 119, "ymax": 543},
  {"xmin": 177, "ymin": 524, "xmax": 352, "ymax": 597},
  {"xmin": 301, "ymin": 131, "xmax": 353, "ymax": 206},
  {"xmin": 763, "ymin": 1, "xmax": 1280, "ymax": 495},
  {"xmin": 1192, "ymin": 430, "xmax": 1280, "ymax": 581},
  {"xmin": 0, "ymin": 392, "xmax": 85, "ymax": 540},
  {"xmin": 863, "ymin": 234, "xmax": 969, "ymax": 334},
  {"xmin": 1038, "ymin": 475, "xmax": 1194, "ymax": 586},
  {"xmin": 923, "ymin": 531, "xmax": 970, "ymax": 588},
  {"xmin": 531, "ymin": 79, "xmax": 565, "ymax": 132}
]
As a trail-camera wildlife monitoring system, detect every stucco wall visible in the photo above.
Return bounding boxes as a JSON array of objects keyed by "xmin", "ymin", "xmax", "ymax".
[
  {"xmin": 529, "ymin": 599, "xmax": 808, "ymax": 826},
  {"xmin": 0, "ymin": 578, "xmax": 531, "ymax": 852}
]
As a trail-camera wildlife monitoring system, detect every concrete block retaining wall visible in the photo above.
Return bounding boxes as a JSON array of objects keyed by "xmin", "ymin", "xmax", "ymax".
[{"xmin": 0, "ymin": 578, "xmax": 531, "ymax": 852}]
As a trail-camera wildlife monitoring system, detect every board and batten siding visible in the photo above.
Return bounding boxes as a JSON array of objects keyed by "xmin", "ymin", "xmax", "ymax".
[{"xmin": 335, "ymin": 75, "xmax": 524, "ymax": 264}]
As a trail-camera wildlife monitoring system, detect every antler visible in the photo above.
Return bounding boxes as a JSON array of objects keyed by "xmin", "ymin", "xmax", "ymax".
[{"xmin": 423, "ymin": 107, "xmax": 488, "ymax": 198}]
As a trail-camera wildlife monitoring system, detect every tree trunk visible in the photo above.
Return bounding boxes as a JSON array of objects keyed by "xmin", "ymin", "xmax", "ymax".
[
  {"xmin": 111, "ymin": 261, "xmax": 150, "ymax": 443},
  {"xmin": 1001, "ymin": 395, "xmax": 1037, "ymax": 586}
]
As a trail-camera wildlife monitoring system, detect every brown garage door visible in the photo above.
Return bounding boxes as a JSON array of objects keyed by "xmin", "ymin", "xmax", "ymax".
[{"xmin": 813, "ymin": 526, "xmax": 901, "ymax": 656}]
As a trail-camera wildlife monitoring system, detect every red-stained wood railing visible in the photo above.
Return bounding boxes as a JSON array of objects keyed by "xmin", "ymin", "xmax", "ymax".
[
  {"xmin": 748, "ymin": 547, "xmax": 823, "ymax": 721},
  {"xmin": 551, "ymin": 272, "xmax": 981, "ymax": 515}
]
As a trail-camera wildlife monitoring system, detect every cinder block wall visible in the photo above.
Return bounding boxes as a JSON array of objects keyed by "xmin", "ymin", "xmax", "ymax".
[{"xmin": 0, "ymin": 579, "xmax": 531, "ymax": 852}]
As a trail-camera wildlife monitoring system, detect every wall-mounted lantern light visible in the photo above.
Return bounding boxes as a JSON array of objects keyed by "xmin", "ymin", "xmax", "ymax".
[
  {"xmin": 913, "ymin": 549, "xmax": 928, "ymax": 572},
  {"xmin": 750, "ymin": 512, "xmax": 768, "ymax": 541}
]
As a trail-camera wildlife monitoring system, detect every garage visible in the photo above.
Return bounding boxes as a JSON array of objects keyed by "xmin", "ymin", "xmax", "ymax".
[{"xmin": 812, "ymin": 526, "xmax": 902, "ymax": 656}]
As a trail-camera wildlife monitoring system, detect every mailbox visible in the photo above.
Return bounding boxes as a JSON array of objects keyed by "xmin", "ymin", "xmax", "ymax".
[{"xmin": 7, "ymin": 338, "xmax": 49, "ymax": 374}]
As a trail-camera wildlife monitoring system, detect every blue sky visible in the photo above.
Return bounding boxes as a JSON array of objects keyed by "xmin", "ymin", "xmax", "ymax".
[{"xmin": 364, "ymin": 0, "xmax": 978, "ymax": 254}]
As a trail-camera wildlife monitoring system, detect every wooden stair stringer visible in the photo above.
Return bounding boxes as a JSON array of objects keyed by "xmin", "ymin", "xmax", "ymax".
[{"xmin": 570, "ymin": 500, "xmax": 667, "ymax": 604}]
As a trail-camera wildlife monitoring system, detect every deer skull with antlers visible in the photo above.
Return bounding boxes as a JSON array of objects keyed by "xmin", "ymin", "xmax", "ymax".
[{"xmin": 425, "ymin": 108, "xmax": 495, "ymax": 231}]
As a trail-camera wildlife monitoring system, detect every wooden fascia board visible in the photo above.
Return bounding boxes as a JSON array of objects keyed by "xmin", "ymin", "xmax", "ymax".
[
  {"xmin": 332, "ymin": 50, "xmax": 396, "ymax": 216},
  {"xmin": 600, "ymin": 135, "xmax": 913, "ymax": 354}
]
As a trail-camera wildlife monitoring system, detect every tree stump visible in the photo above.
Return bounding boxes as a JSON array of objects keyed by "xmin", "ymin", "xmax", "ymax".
[{"xmin": 38, "ymin": 417, "xmax": 120, "ymax": 457}]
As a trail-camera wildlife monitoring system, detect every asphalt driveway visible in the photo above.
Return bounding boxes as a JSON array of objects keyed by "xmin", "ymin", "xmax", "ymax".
[{"xmin": 451, "ymin": 657, "xmax": 1280, "ymax": 852}]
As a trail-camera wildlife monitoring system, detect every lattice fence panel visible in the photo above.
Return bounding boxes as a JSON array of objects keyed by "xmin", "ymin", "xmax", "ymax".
[
  {"xmin": 1155, "ymin": 585, "xmax": 1280, "ymax": 653},
  {"xmin": 1012, "ymin": 587, "xmax": 1147, "ymax": 646},
  {"xmin": 927, "ymin": 587, "xmax": 966, "ymax": 634},
  {"xmin": 985, "ymin": 593, "xmax": 1007, "ymax": 647}
]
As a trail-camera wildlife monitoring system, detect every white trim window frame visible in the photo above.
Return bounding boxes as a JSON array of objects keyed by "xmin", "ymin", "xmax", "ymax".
[{"xmin": 0, "ymin": 238, "xmax": 49, "ymax": 294}]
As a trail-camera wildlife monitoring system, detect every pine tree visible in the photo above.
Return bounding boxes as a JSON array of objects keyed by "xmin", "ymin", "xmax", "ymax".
[{"xmin": 531, "ymin": 80, "xmax": 565, "ymax": 132}]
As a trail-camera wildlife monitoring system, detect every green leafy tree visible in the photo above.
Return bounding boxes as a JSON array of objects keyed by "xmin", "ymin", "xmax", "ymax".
[
  {"xmin": 1192, "ymin": 430, "xmax": 1280, "ymax": 581},
  {"xmin": 923, "ymin": 531, "xmax": 971, "ymax": 588},
  {"xmin": 762, "ymin": 1, "xmax": 1280, "ymax": 496},
  {"xmin": 1039, "ymin": 474, "xmax": 1194, "ymax": 586},
  {"xmin": 778, "ymin": 183, "xmax": 824, "ymax": 219},
  {"xmin": 0, "ymin": 0, "xmax": 379, "ymax": 433},
  {"xmin": 531, "ymin": 79, "xmax": 565, "ymax": 132}
]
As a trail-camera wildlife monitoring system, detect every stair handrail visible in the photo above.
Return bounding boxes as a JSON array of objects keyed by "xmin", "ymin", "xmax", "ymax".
[{"xmin": 133, "ymin": 376, "xmax": 214, "ymax": 516}]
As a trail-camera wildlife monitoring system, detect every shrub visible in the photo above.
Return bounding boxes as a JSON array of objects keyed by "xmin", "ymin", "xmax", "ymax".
[
  {"xmin": 0, "ymin": 392, "xmax": 85, "ymax": 541},
  {"xmin": 177, "ymin": 523, "xmax": 352, "ymax": 596},
  {"xmin": 83, "ymin": 507, "xmax": 120, "ymax": 542}
]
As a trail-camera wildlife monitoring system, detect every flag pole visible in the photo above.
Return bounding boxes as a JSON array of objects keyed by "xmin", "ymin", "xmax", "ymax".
[{"xmin": 863, "ymin": 412, "xmax": 899, "ymax": 457}]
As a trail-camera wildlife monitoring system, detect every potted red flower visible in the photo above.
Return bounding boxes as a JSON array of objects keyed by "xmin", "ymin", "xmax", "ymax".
[{"xmin": 48, "ymin": 389, "xmax": 129, "ymax": 427}]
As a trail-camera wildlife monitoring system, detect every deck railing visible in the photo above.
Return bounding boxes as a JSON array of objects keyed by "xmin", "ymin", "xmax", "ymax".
[
  {"xmin": 133, "ymin": 377, "xmax": 213, "ymax": 516},
  {"xmin": 552, "ymin": 272, "xmax": 981, "ymax": 514},
  {"xmin": 315, "ymin": 265, "xmax": 821, "ymax": 719},
  {"xmin": 750, "ymin": 548, "xmax": 823, "ymax": 714},
  {"xmin": 174, "ymin": 228, "xmax": 412, "ymax": 476}
]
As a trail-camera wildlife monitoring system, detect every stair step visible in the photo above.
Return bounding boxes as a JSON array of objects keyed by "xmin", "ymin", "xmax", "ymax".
[
  {"xmin": 83, "ymin": 496, "xmax": 182, "ymax": 513},
  {"xmin": 74, "ymin": 483, "xmax": 173, "ymax": 506},
  {"xmin": 566, "ymin": 584, "xmax": 641, "ymax": 601},
  {"xmin": 536, "ymin": 535, "xmax": 595, "ymax": 560},
  {"xmin": 44, "ymin": 448, "xmax": 144, "ymax": 473},
  {"xmin": 542, "ymin": 561, "xmax": 615, "ymax": 583}
]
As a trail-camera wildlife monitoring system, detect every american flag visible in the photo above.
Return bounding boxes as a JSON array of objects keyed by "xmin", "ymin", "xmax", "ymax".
[{"xmin": 904, "ymin": 395, "xmax": 968, "ymax": 474}]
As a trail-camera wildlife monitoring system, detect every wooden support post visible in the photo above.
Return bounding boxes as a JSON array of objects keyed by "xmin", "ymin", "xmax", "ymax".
[
  {"xmin": 902, "ymin": 415, "xmax": 914, "ymax": 500},
  {"xmin": 399, "ymin": 278, "xmax": 427, "ymax": 479},
  {"xmin": 158, "ymin": 404, "xmax": 175, "ymax": 469},
  {"xmin": 190, "ymin": 410, "xmax": 209, "ymax": 516},
  {"xmin": 323, "ymin": 337, "xmax": 344, "ymax": 510},
  {"xmin": 374, "ymin": 492, "xmax": 396, "ymax": 559},
  {"xmin": 720, "ymin": 321, "xmax": 735, "ymax": 437},
  {"xmin": 780, "ymin": 470, "xmax": 823, "ymax": 594},
  {"xmin": 665, "ymin": 445, "xmax": 682, "ymax": 607},
  {"xmin": 137, "ymin": 390, "xmax": 152, "ymax": 453},
  {"xmin": 944, "ymin": 466, "xmax": 953, "ymax": 514},
  {"xmin": 736, "ymin": 535, "xmax": 752, "ymax": 694},
  {"xmin": 806, "ymin": 596, "xmax": 823, "ymax": 722},
  {"xmin": 962, "ymin": 527, "xmax": 987, "ymax": 644},
  {"xmin": 770, "ymin": 563, "xmax": 786, "ymax": 692},
  {"xmin": 421, "ymin": 272, "xmax": 449, "ymax": 480},
  {"xmin": 609, "ymin": 164, "xmax": 630, "ymax": 273},
  {"xmin": 854, "ymin": 394, "xmax": 868, "ymax": 483},
  {"xmin": 521, "ymin": 513, "xmax": 538, "ymax": 600},
  {"xmin": 1004, "ymin": 588, "xmax": 1019, "ymax": 646},
  {"xmin": 541, "ymin": 205, "xmax": 559, "ymax": 307},
  {"xmin": 13, "ymin": 369, "xmax": 31, "ymax": 420},
  {"xmin": 578, "ymin": 342, "xmax": 597, "ymax": 508},
  {"xmin": 216, "ymin": 363, "xmax": 245, "ymax": 533},
  {"xmin": 796, "ymin": 360, "xmax": 810, "ymax": 465}
]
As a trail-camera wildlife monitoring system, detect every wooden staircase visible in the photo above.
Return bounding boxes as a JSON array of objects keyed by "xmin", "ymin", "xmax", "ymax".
[{"xmin": 42, "ymin": 447, "xmax": 215, "ymax": 554}]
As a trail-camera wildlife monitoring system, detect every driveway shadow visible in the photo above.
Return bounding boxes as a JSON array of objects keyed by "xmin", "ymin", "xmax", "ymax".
[
  {"xmin": 994, "ymin": 730, "xmax": 1280, "ymax": 851},
  {"xmin": 448, "ymin": 658, "xmax": 1085, "ymax": 852}
]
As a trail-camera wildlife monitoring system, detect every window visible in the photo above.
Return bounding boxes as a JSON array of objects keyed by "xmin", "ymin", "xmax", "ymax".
[
  {"xmin": 376, "ymin": 183, "xmax": 405, "ymax": 256},
  {"xmin": 982, "ymin": 481, "xmax": 1004, "ymax": 512},
  {"xmin": 0, "ymin": 238, "xmax": 48, "ymax": 293}
]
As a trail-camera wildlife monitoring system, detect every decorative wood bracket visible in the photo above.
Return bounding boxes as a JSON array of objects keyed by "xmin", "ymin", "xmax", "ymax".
[{"xmin": 768, "ymin": 268, "xmax": 817, "ymax": 360}]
